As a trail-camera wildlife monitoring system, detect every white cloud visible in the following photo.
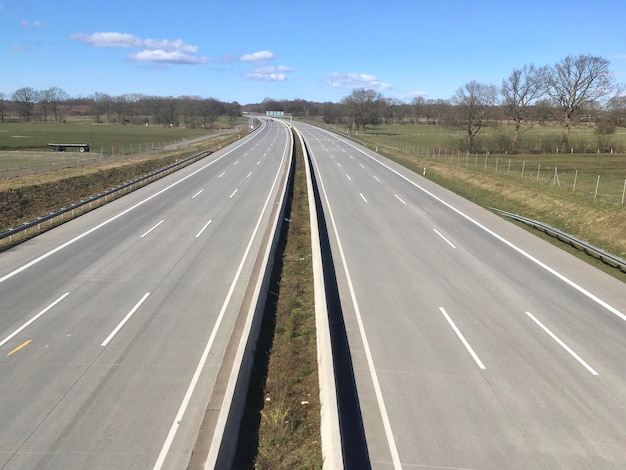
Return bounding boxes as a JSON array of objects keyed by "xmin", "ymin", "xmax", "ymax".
[
  {"xmin": 244, "ymin": 65, "xmax": 294, "ymax": 81},
  {"xmin": 325, "ymin": 72, "xmax": 391, "ymax": 91},
  {"xmin": 128, "ymin": 49, "xmax": 208, "ymax": 65},
  {"xmin": 70, "ymin": 32, "xmax": 207, "ymax": 65},
  {"xmin": 143, "ymin": 38, "xmax": 198, "ymax": 53},
  {"xmin": 245, "ymin": 72, "xmax": 287, "ymax": 82},
  {"xmin": 240, "ymin": 50, "xmax": 276, "ymax": 62},
  {"xmin": 254, "ymin": 65, "xmax": 295, "ymax": 74},
  {"xmin": 246, "ymin": 73, "xmax": 287, "ymax": 81},
  {"xmin": 71, "ymin": 32, "xmax": 141, "ymax": 48}
]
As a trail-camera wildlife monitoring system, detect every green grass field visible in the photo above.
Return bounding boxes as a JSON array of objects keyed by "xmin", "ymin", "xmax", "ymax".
[
  {"xmin": 0, "ymin": 118, "xmax": 249, "ymax": 173},
  {"xmin": 357, "ymin": 124, "xmax": 626, "ymax": 205},
  {"xmin": 0, "ymin": 118, "xmax": 246, "ymax": 153},
  {"xmin": 362, "ymin": 123, "xmax": 626, "ymax": 155}
]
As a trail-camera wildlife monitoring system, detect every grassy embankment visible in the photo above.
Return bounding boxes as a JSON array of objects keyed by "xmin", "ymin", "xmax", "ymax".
[{"xmin": 355, "ymin": 123, "xmax": 626, "ymax": 282}]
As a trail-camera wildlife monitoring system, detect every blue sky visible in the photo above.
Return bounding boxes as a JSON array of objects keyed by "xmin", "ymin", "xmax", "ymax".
[{"xmin": 2, "ymin": 0, "xmax": 625, "ymax": 104}]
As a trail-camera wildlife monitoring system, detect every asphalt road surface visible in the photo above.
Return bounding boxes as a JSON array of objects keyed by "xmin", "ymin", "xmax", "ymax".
[
  {"xmin": 295, "ymin": 122, "xmax": 626, "ymax": 470},
  {"xmin": 0, "ymin": 120, "xmax": 291, "ymax": 469}
]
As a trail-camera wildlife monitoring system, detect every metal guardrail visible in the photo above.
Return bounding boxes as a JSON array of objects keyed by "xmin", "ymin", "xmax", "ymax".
[
  {"xmin": 491, "ymin": 208, "xmax": 626, "ymax": 273},
  {"xmin": 1, "ymin": 150, "xmax": 212, "ymax": 244}
]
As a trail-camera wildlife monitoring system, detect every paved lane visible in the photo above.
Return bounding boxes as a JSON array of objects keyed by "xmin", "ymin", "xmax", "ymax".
[
  {"xmin": 296, "ymin": 122, "xmax": 626, "ymax": 470},
  {"xmin": 0, "ymin": 121, "xmax": 292, "ymax": 469}
]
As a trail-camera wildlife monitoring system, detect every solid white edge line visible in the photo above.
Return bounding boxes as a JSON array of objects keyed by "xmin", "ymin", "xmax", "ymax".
[
  {"xmin": 141, "ymin": 220, "xmax": 164, "ymax": 238},
  {"xmin": 0, "ymin": 136, "xmax": 256, "ymax": 286},
  {"xmin": 433, "ymin": 228, "xmax": 456, "ymax": 249},
  {"xmin": 325, "ymin": 129, "xmax": 626, "ymax": 324},
  {"xmin": 298, "ymin": 128, "xmax": 343, "ymax": 469},
  {"xmin": 525, "ymin": 311, "xmax": 599, "ymax": 375},
  {"xmin": 195, "ymin": 219, "xmax": 213, "ymax": 238},
  {"xmin": 0, "ymin": 292, "xmax": 70, "ymax": 348},
  {"xmin": 153, "ymin": 124, "xmax": 286, "ymax": 470},
  {"xmin": 203, "ymin": 124, "xmax": 292, "ymax": 469},
  {"xmin": 439, "ymin": 307, "xmax": 486, "ymax": 370},
  {"xmin": 101, "ymin": 292, "xmax": 150, "ymax": 347},
  {"xmin": 310, "ymin": 145, "xmax": 403, "ymax": 469}
]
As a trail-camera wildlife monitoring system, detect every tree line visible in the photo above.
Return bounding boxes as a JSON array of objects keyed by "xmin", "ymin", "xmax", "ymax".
[
  {"xmin": 0, "ymin": 89, "xmax": 243, "ymax": 128},
  {"xmin": 342, "ymin": 55, "xmax": 625, "ymax": 154},
  {"xmin": 2, "ymin": 54, "xmax": 624, "ymax": 154}
]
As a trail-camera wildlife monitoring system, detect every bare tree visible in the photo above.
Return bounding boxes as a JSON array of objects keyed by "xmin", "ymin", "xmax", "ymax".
[
  {"xmin": 0, "ymin": 92, "xmax": 8, "ymax": 122},
  {"xmin": 607, "ymin": 92, "xmax": 626, "ymax": 128},
  {"xmin": 451, "ymin": 81, "xmax": 498, "ymax": 152},
  {"xmin": 225, "ymin": 101, "xmax": 241, "ymax": 127},
  {"xmin": 90, "ymin": 92, "xmax": 113, "ymax": 123},
  {"xmin": 545, "ymin": 54, "xmax": 614, "ymax": 152},
  {"xmin": 38, "ymin": 89, "xmax": 51, "ymax": 122},
  {"xmin": 501, "ymin": 65, "xmax": 546, "ymax": 153},
  {"xmin": 198, "ymin": 98, "xmax": 224, "ymax": 128},
  {"xmin": 113, "ymin": 95, "xmax": 133, "ymax": 124},
  {"xmin": 343, "ymin": 88, "xmax": 384, "ymax": 134},
  {"xmin": 48, "ymin": 87, "xmax": 69, "ymax": 122},
  {"xmin": 12, "ymin": 87, "xmax": 37, "ymax": 121},
  {"xmin": 178, "ymin": 95, "xmax": 199, "ymax": 127}
]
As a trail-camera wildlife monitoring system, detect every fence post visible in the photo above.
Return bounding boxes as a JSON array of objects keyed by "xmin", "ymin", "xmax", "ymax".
[
  {"xmin": 622, "ymin": 179, "xmax": 626, "ymax": 205},
  {"xmin": 521, "ymin": 161, "xmax": 525, "ymax": 179},
  {"xmin": 536, "ymin": 163, "xmax": 541, "ymax": 182},
  {"xmin": 573, "ymin": 170, "xmax": 578, "ymax": 192},
  {"xmin": 594, "ymin": 175, "xmax": 600, "ymax": 199}
]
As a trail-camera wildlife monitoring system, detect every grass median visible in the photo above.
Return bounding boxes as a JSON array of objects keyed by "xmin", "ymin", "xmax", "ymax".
[{"xmin": 234, "ymin": 130, "xmax": 322, "ymax": 469}]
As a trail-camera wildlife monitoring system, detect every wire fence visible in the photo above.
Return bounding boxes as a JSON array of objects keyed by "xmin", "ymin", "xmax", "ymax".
[{"xmin": 380, "ymin": 139, "xmax": 626, "ymax": 206}]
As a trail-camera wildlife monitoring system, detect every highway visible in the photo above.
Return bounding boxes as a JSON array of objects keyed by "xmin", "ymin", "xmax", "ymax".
[
  {"xmin": 294, "ymin": 122, "xmax": 626, "ymax": 469},
  {"xmin": 0, "ymin": 120, "xmax": 291, "ymax": 469}
]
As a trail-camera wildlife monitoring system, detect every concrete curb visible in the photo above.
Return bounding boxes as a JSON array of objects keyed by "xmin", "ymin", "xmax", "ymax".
[{"xmin": 294, "ymin": 127, "xmax": 343, "ymax": 469}]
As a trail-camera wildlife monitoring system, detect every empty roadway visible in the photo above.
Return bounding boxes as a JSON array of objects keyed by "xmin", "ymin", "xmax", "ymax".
[
  {"xmin": 0, "ymin": 120, "xmax": 291, "ymax": 469},
  {"xmin": 294, "ymin": 122, "xmax": 626, "ymax": 470}
]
